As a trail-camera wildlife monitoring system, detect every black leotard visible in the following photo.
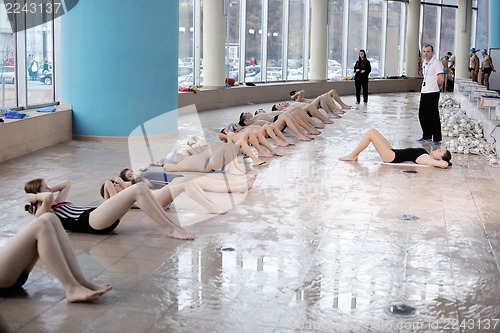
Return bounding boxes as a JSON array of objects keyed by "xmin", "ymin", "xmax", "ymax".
[
  {"xmin": 0, "ymin": 271, "xmax": 29, "ymax": 294},
  {"xmin": 52, "ymin": 202, "xmax": 120, "ymax": 234},
  {"xmin": 390, "ymin": 148, "xmax": 428, "ymax": 164}
]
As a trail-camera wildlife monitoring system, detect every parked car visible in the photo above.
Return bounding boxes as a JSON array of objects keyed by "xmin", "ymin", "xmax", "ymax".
[
  {"xmin": 39, "ymin": 72, "xmax": 52, "ymax": 85},
  {"xmin": 0, "ymin": 66, "xmax": 16, "ymax": 84}
]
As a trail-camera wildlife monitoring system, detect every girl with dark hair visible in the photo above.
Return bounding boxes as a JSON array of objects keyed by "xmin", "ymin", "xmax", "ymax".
[
  {"xmin": 339, "ymin": 128, "xmax": 452, "ymax": 168},
  {"xmin": 354, "ymin": 49, "xmax": 371, "ymax": 104}
]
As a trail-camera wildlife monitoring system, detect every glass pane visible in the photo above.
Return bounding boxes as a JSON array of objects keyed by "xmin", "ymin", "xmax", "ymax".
[
  {"xmin": 245, "ymin": 0, "xmax": 262, "ymax": 82},
  {"xmin": 439, "ymin": 6, "xmax": 455, "ymax": 58},
  {"xmin": 0, "ymin": 5, "xmax": 16, "ymax": 108},
  {"xmin": 26, "ymin": 22, "xmax": 54, "ymax": 105},
  {"xmin": 266, "ymin": 0, "xmax": 283, "ymax": 82},
  {"xmin": 327, "ymin": 0, "xmax": 344, "ymax": 80},
  {"xmin": 347, "ymin": 0, "xmax": 364, "ymax": 78},
  {"xmin": 421, "ymin": 5, "xmax": 438, "ymax": 50},
  {"xmin": 475, "ymin": 0, "xmax": 488, "ymax": 50},
  {"xmin": 179, "ymin": 0, "xmax": 194, "ymax": 87},
  {"xmin": 386, "ymin": 1, "xmax": 402, "ymax": 77},
  {"xmin": 367, "ymin": 0, "xmax": 382, "ymax": 78},
  {"xmin": 287, "ymin": 0, "xmax": 304, "ymax": 80},
  {"xmin": 226, "ymin": 0, "xmax": 241, "ymax": 81}
]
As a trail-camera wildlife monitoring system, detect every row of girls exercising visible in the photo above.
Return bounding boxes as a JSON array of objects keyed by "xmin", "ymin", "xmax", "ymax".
[{"xmin": 212, "ymin": 88, "xmax": 352, "ymax": 166}]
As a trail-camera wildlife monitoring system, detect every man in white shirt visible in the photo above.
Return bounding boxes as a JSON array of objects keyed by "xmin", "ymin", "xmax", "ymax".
[{"xmin": 416, "ymin": 45, "xmax": 444, "ymax": 146}]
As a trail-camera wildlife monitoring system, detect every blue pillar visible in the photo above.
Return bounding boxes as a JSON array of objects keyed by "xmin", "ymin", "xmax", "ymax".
[
  {"xmin": 61, "ymin": 0, "xmax": 178, "ymax": 138},
  {"xmin": 490, "ymin": 1, "xmax": 500, "ymax": 48}
]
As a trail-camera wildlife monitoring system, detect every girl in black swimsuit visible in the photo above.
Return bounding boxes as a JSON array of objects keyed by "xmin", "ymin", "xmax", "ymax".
[
  {"xmin": 0, "ymin": 213, "xmax": 112, "ymax": 302},
  {"xmin": 24, "ymin": 179, "xmax": 194, "ymax": 240},
  {"xmin": 339, "ymin": 128, "xmax": 452, "ymax": 168}
]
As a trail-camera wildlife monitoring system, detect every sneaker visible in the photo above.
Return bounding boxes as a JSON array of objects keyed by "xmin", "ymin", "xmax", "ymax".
[
  {"xmin": 416, "ymin": 138, "xmax": 430, "ymax": 143},
  {"xmin": 430, "ymin": 141, "xmax": 441, "ymax": 146}
]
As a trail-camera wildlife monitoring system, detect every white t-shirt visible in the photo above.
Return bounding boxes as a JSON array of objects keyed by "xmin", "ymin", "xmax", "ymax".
[
  {"xmin": 448, "ymin": 55, "xmax": 455, "ymax": 69},
  {"xmin": 421, "ymin": 56, "xmax": 443, "ymax": 93}
]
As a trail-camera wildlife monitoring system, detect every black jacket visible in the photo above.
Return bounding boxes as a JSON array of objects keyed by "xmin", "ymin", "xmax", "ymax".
[{"xmin": 354, "ymin": 59, "xmax": 371, "ymax": 80}]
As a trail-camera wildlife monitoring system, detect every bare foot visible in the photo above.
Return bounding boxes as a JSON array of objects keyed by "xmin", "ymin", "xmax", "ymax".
[
  {"xmin": 66, "ymin": 285, "xmax": 103, "ymax": 303},
  {"xmin": 259, "ymin": 152, "xmax": 273, "ymax": 158},
  {"xmin": 168, "ymin": 226, "xmax": 195, "ymax": 240},
  {"xmin": 342, "ymin": 104, "xmax": 352, "ymax": 109},
  {"xmin": 275, "ymin": 140, "xmax": 289, "ymax": 147},
  {"xmin": 254, "ymin": 160, "xmax": 268, "ymax": 166},
  {"xmin": 272, "ymin": 151, "xmax": 284, "ymax": 157},
  {"xmin": 308, "ymin": 131, "xmax": 321, "ymax": 135},
  {"xmin": 314, "ymin": 124, "xmax": 325, "ymax": 129},
  {"xmin": 322, "ymin": 119, "xmax": 334, "ymax": 124},
  {"xmin": 298, "ymin": 136, "xmax": 311, "ymax": 141},
  {"xmin": 339, "ymin": 155, "xmax": 358, "ymax": 161},
  {"xmin": 83, "ymin": 281, "xmax": 113, "ymax": 295}
]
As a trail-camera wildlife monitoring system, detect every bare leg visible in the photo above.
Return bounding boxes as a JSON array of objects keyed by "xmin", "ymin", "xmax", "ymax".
[
  {"xmin": 194, "ymin": 174, "xmax": 257, "ymax": 193},
  {"xmin": 292, "ymin": 107, "xmax": 325, "ymax": 128},
  {"xmin": 303, "ymin": 103, "xmax": 333, "ymax": 124},
  {"xmin": 484, "ymin": 73, "xmax": 490, "ymax": 89},
  {"xmin": 207, "ymin": 143, "xmax": 246, "ymax": 175},
  {"xmin": 275, "ymin": 114, "xmax": 312, "ymax": 141},
  {"xmin": 183, "ymin": 182, "xmax": 226, "ymax": 214},
  {"xmin": 339, "ymin": 128, "xmax": 396, "ymax": 162},
  {"xmin": 288, "ymin": 111, "xmax": 321, "ymax": 135},
  {"xmin": 89, "ymin": 183, "xmax": 194, "ymax": 240},
  {"xmin": 320, "ymin": 95, "xmax": 344, "ymax": 116},
  {"xmin": 235, "ymin": 138, "xmax": 266, "ymax": 164},
  {"xmin": 0, "ymin": 213, "xmax": 111, "ymax": 302},
  {"xmin": 267, "ymin": 124, "xmax": 295, "ymax": 146},
  {"xmin": 245, "ymin": 131, "xmax": 270, "ymax": 157},
  {"xmin": 327, "ymin": 89, "xmax": 351, "ymax": 108},
  {"xmin": 253, "ymin": 130, "xmax": 283, "ymax": 156}
]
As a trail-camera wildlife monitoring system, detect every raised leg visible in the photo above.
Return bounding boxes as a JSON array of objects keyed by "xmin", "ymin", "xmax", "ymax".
[
  {"xmin": 89, "ymin": 183, "xmax": 194, "ymax": 240},
  {"xmin": 339, "ymin": 128, "xmax": 395, "ymax": 162},
  {"xmin": 0, "ymin": 213, "xmax": 111, "ymax": 302},
  {"xmin": 327, "ymin": 89, "xmax": 351, "ymax": 108}
]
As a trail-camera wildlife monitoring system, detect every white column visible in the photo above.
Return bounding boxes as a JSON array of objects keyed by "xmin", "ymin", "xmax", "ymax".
[
  {"xmin": 203, "ymin": 0, "xmax": 226, "ymax": 88},
  {"xmin": 455, "ymin": 0, "xmax": 472, "ymax": 79},
  {"xmin": 309, "ymin": 0, "xmax": 328, "ymax": 81},
  {"xmin": 404, "ymin": 0, "xmax": 420, "ymax": 78}
]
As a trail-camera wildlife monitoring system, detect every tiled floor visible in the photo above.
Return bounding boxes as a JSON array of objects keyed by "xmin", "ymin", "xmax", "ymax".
[{"xmin": 1, "ymin": 91, "xmax": 500, "ymax": 333}]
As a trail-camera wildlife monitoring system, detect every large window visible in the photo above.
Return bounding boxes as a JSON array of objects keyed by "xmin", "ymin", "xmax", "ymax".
[
  {"xmin": 439, "ymin": 6, "xmax": 456, "ymax": 58},
  {"xmin": 26, "ymin": 22, "xmax": 54, "ymax": 105},
  {"xmin": 0, "ymin": 2, "xmax": 56, "ymax": 109},
  {"xmin": 385, "ymin": 1, "xmax": 403, "ymax": 77},
  {"xmin": 266, "ymin": 0, "xmax": 283, "ymax": 82},
  {"xmin": 176, "ymin": 0, "xmax": 487, "ymax": 87},
  {"xmin": 287, "ymin": 0, "xmax": 305, "ymax": 80},
  {"xmin": 367, "ymin": 0, "xmax": 382, "ymax": 78},
  {"xmin": 0, "ymin": 5, "xmax": 15, "ymax": 108},
  {"xmin": 179, "ymin": 0, "xmax": 195, "ymax": 87},
  {"xmin": 226, "ymin": 0, "xmax": 241, "ymax": 81},
  {"xmin": 245, "ymin": 0, "xmax": 262, "ymax": 82},
  {"xmin": 475, "ymin": 0, "xmax": 488, "ymax": 50},
  {"xmin": 347, "ymin": 0, "xmax": 364, "ymax": 78},
  {"xmin": 327, "ymin": 0, "xmax": 344, "ymax": 80},
  {"xmin": 421, "ymin": 5, "xmax": 439, "ymax": 50}
]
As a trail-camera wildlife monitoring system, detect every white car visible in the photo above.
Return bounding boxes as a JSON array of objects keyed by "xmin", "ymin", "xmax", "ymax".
[{"xmin": 0, "ymin": 66, "xmax": 15, "ymax": 84}]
